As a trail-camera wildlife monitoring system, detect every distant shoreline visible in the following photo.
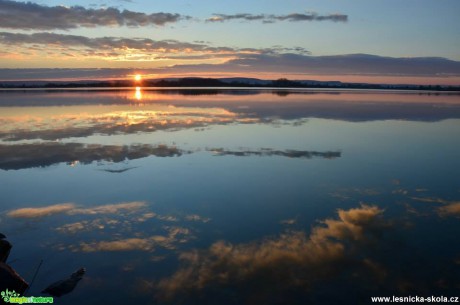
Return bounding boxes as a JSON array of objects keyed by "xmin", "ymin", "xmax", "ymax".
[
  {"xmin": 1, "ymin": 77, "xmax": 459, "ymax": 91},
  {"xmin": 1, "ymin": 86, "xmax": 460, "ymax": 94}
]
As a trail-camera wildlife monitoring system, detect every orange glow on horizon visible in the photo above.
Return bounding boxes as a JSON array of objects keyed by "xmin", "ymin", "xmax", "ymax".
[{"xmin": 134, "ymin": 74, "xmax": 142, "ymax": 82}]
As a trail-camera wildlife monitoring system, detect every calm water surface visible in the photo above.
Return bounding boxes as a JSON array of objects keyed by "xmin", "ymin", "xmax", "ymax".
[{"xmin": 1, "ymin": 88, "xmax": 459, "ymax": 304}]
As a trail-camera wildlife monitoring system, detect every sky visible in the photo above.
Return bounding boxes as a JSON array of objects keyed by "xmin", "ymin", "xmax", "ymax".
[{"xmin": 0, "ymin": 0, "xmax": 459, "ymax": 84}]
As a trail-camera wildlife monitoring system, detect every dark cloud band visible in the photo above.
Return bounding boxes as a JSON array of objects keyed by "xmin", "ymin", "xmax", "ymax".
[
  {"xmin": 206, "ymin": 12, "xmax": 348, "ymax": 23},
  {"xmin": 0, "ymin": 1, "xmax": 346, "ymax": 30},
  {"xmin": 0, "ymin": 0, "xmax": 186, "ymax": 30}
]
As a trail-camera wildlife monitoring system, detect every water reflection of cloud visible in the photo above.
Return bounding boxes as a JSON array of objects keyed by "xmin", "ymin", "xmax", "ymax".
[
  {"xmin": 150, "ymin": 201, "xmax": 460, "ymax": 304},
  {"xmin": 0, "ymin": 143, "xmax": 185, "ymax": 170},
  {"xmin": 437, "ymin": 202, "xmax": 460, "ymax": 217},
  {"xmin": 156, "ymin": 205, "xmax": 391, "ymax": 303},
  {"xmin": 0, "ymin": 143, "xmax": 340, "ymax": 171},
  {"xmin": 55, "ymin": 214, "xmax": 157, "ymax": 236},
  {"xmin": 7, "ymin": 203, "xmax": 76, "ymax": 218},
  {"xmin": 24, "ymin": 201, "xmax": 207, "ymax": 254},
  {"xmin": 409, "ymin": 195, "xmax": 460, "ymax": 217},
  {"xmin": 185, "ymin": 214, "xmax": 211, "ymax": 223},
  {"xmin": 3, "ymin": 91, "xmax": 460, "ymax": 143},
  {"xmin": 80, "ymin": 238, "xmax": 156, "ymax": 252},
  {"xmin": 0, "ymin": 105, "xmax": 247, "ymax": 142},
  {"xmin": 337, "ymin": 185, "xmax": 460, "ymax": 220},
  {"xmin": 56, "ymin": 220, "xmax": 104, "ymax": 234},
  {"xmin": 7, "ymin": 201, "xmax": 147, "ymax": 219},
  {"xmin": 77, "ymin": 226, "xmax": 193, "ymax": 253},
  {"xmin": 69, "ymin": 201, "xmax": 147, "ymax": 215},
  {"xmin": 280, "ymin": 218, "xmax": 296, "ymax": 225},
  {"xmin": 209, "ymin": 148, "xmax": 341, "ymax": 159},
  {"xmin": 98, "ymin": 167, "xmax": 138, "ymax": 173}
]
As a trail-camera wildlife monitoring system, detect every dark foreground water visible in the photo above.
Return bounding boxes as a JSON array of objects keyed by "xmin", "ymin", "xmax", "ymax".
[{"xmin": 1, "ymin": 88, "xmax": 459, "ymax": 304}]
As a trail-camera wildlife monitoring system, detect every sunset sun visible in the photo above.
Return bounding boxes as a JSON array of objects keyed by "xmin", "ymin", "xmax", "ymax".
[{"xmin": 134, "ymin": 74, "xmax": 142, "ymax": 82}]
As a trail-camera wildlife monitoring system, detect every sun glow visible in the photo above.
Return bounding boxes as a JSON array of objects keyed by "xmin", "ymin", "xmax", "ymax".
[{"xmin": 134, "ymin": 74, "xmax": 142, "ymax": 82}]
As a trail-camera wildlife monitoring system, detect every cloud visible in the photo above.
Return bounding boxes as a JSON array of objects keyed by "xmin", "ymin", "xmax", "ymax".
[
  {"xmin": 275, "ymin": 13, "xmax": 348, "ymax": 22},
  {"xmin": 1, "ymin": 32, "xmax": 459, "ymax": 78},
  {"xmin": 209, "ymin": 148, "xmax": 341, "ymax": 159},
  {"xmin": 0, "ymin": 68, "xmax": 136, "ymax": 80},
  {"xmin": 0, "ymin": 1, "xmax": 346, "ymax": 31},
  {"xmin": 66, "ymin": 53, "xmax": 457, "ymax": 78},
  {"xmin": 0, "ymin": 143, "xmax": 186, "ymax": 170},
  {"xmin": 7, "ymin": 203, "xmax": 76, "ymax": 218},
  {"xmin": 0, "ymin": 32, "xmax": 214, "ymax": 54},
  {"xmin": 0, "ymin": 0, "xmax": 185, "ymax": 30},
  {"xmin": 206, "ymin": 13, "xmax": 265, "ymax": 23},
  {"xmin": 206, "ymin": 12, "xmax": 348, "ymax": 23},
  {"xmin": 69, "ymin": 201, "xmax": 147, "ymax": 215},
  {"xmin": 0, "ymin": 32, "xmax": 311, "ymax": 63},
  {"xmin": 219, "ymin": 53, "xmax": 460, "ymax": 77},
  {"xmin": 156, "ymin": 204, "xmax": 390, "ymax": 303}
]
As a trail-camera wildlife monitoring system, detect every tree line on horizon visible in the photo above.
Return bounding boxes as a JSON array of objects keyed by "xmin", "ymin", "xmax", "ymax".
[{"xmin": 0, "ymin": 77, "xmax": 458, "ymax": 91}]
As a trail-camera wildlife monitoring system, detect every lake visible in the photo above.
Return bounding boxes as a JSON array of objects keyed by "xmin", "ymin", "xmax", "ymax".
[{"xmin": 1, "ymin": 88, "xmax": 459, "ymax": 304}]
